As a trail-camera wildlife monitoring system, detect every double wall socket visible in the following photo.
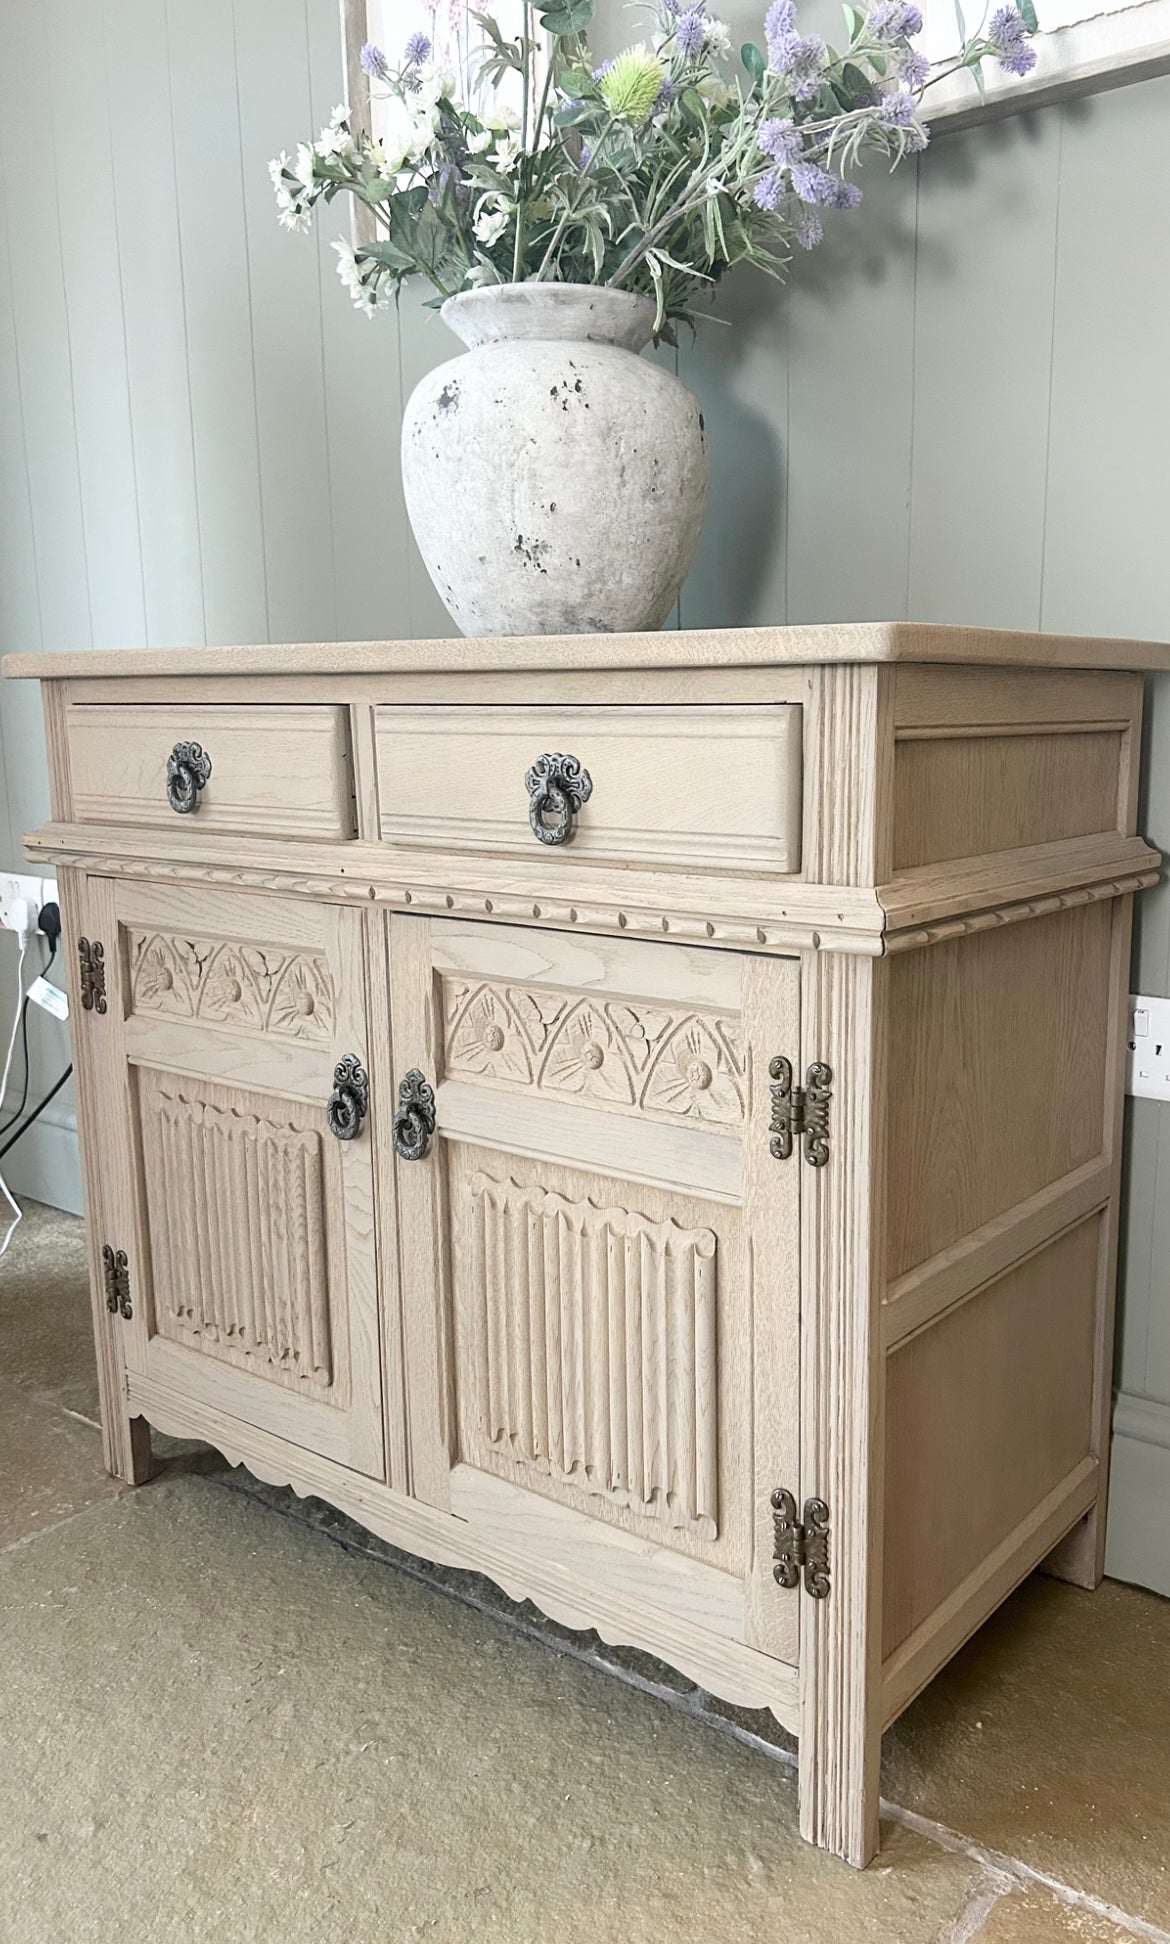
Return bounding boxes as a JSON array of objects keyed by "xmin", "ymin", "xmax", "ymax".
[
  {"xmin": 0, "ymin": 872, "xmax": 59, "ymax": 936},
  {"xmin": 1128, "ymin": 994, "xmax": 1170, "ymax": 1103}
]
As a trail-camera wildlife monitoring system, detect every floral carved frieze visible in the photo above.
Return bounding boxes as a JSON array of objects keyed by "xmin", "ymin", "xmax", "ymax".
[
  {"xmin": 443, "ymin": 978, "xmax": 745, "ymax": 1125},
  {"xmin": 129, "ymin": 931, "xmax": 333, "ymax": 1042}
]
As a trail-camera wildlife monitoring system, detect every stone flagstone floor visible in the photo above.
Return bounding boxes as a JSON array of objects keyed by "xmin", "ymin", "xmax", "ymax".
[{"xmin": 2, "ymin": 1198, "xmax": 1169, "ymax": 1943}]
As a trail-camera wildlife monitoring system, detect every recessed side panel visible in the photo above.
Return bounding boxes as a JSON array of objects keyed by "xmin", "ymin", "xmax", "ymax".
[{"xmin": 883, "ymin": 1214, "xmax": 1100, "ymax": 1662}]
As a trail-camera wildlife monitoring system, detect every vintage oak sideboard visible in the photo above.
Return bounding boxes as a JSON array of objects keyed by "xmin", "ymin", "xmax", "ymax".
[{"xmin": 8, "ymin": 622, "xmax": 1168, "ymax": 1867}]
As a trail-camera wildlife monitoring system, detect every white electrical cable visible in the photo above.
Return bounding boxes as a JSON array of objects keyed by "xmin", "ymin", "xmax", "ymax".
[{"xmin": 0, "ymin": 929, "xmax": 30, "ymax": 1256}]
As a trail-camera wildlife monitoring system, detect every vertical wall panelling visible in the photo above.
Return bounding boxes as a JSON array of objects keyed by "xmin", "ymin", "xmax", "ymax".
[
  {"xmin": 785, "ymin": 158, "xmax": 919, "ymax": 624},
  {"xmin": 232, "ymin": 0, "xmax": 338, "ymax": 643},
  {"xmin": 908, "ymin": 112, "xmax": 1062, "ymax": 630},
  {"xmin": 47, "ymin": 0, "xmax": 148, "ymax": 652},
  {"xmin": 166, "ymin": 0, "xmax": 270, "ymax": 645},
  {"xmin": 305, "ymin": 0, "xmax": 415, "ymax": 644},
  {"xmin": 103, "ymin": 0, "xmax": 206, "ymax": 645},
  {"xmin": 677, "ymin": 279, "xmax": 792, "ymax": 630}
]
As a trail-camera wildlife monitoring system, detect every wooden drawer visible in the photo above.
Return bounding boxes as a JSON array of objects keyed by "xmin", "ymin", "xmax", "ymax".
[
  {"xmin": 65, "ymin": 703, "xmax": 356, "ymax": 841},
  {"xmin": 375, "ymin": 703, "xmax": 802, "ymax": 872}
]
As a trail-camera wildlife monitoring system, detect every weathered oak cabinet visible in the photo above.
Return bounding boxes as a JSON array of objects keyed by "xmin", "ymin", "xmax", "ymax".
[{"xmin": 9, "ymin": 622, "xmax": 1167, "ymax": 1867}]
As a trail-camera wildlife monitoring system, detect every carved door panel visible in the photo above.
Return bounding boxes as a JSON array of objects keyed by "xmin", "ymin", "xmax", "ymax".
[
  {"xmin": 389, "ymin": 916, "xmax": 801, "ymax": 1664},
  {"xmin": 85, "ymin": 876, "xmax": 384, "ymax": 1477}
]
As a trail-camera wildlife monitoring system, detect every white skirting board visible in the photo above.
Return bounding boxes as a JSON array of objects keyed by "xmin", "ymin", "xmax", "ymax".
[
  {"xmin": 1, "ymin": 1096, "xmax": 83, "ymax": 1218},
  {"xmin": 1105, "ymin": 1392, "xmax": 1170, "ymax": 1598}
]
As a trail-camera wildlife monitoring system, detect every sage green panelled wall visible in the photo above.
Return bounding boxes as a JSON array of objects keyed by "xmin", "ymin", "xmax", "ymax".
[{"xmin": 1, "ymin": 1, "xmax": 1170, "ymax": 1578}]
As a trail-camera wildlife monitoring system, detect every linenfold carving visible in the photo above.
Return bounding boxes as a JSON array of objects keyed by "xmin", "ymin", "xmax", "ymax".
[
  {"xmin": 444, "ymin": 979, "xmax": 745, "ymax": 1124},
  {"xmin": 130, "ymin": 931, "xmax": 332, "ymax": 1041},
  {"xmin": 462, "ymin": 1170, "xmax": 719, "ymax": 1538},
  {"xmin": 139, "ymin": 1074, "xmax": 335, "ymax": 1394}
]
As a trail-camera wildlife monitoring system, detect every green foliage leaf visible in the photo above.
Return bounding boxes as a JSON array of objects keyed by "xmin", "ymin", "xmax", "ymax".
[
  {"xmin": 558, "ymin": 65, "xmax": 596, "ymax": 94},
  {"xmin": 538, "ymin": 0, "xmax": 593, "ymax": 36},
  {"xmin": 835, "ymin": 61, "xmax": 876, "ymax": 108},
  {"xmin": 1017, "ymin": 0, "xmax": 1039, "ymax": 29},
  {"xmin": 740, "ymin": 41, "xmax": 765, "ymax": 87},
  {"xmin": 842, "ymin": 4, "xmax": 865, "ymax": 39},
  {"xmin": 553, "ymin": 98, "xmax": 597, "ymax": 126}
]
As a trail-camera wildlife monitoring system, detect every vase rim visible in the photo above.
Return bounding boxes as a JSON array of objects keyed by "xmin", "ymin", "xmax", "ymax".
[{"xmin": 440, "ymin": 282, "xmax": 657, "ymax": 353}]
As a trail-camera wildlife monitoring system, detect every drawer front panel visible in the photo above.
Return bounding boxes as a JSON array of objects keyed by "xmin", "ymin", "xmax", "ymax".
[
  {"xmin": 66, "ymin": 703, "xmax": 355, "ymax": 840},
  {"xmin": 375, "ymin": 703, "xmax": 802, "ymax": 872}
]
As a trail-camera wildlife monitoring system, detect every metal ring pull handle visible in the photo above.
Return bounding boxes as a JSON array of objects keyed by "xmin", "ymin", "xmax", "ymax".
[
  {"xmin": 524, "ymin": 752, "xmax": 593, "ymax": 847},
  {"xmin": 393, "ymin": 1068, "xmax": 436, "ymax": 1161},
  {"xmin": 327, "ymin": 1054, "xmax": 369, "ymax": 1141},
  {"xmin": 167, "ymin": 741, "xmax": 212, "ymax": 815}
]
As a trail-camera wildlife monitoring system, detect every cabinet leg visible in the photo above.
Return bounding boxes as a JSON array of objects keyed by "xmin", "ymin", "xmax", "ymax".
[
  {"xmin": 89, "ymin": 1283, "xmax": 153, "ymax": 1486},
  {"xmin": 798, "ymin": 1713, "xmax": 882, "ymax": 1869},
  {"xmin": 1043, "ymin": 1503, "xmax": 1106, "ymax": 1590}
]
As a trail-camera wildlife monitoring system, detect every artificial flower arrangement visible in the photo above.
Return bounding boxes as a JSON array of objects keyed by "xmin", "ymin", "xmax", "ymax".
[{"xmin": 271, "ymin": 0, "xmax": 1037, "ymax": 336}]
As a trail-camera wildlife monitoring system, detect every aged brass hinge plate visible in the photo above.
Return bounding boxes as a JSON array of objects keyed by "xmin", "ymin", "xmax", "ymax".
[
  {"xmin": 771, "ymin": 1488, "xmax": 830, "ymax": 1599},
  {"xmin": 102, "ymin": 1244, "xmax": 132, "ymax": 1321},
  {"xmin": 78, "ymin": 937, "xmax": 107, "ymax": 1015},
  {"xmin": 769, "ymin": 1057, "xmax": 832, "ymax": 1166}
]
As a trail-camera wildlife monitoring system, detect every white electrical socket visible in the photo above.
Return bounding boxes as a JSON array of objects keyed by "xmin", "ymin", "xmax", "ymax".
[
  {"xmin": 1128, "ymin": 994, "xmax": 1170, "ymax": 1102},
  {"xmin": 0, "ymin": 873, "xmax": 59, "ymax": 937}
]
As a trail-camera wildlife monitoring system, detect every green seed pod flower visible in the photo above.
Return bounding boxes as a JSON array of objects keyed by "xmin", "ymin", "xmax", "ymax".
[{"xmin": 599, "ymin": 45, "xmax": 666, "ymax": 125}]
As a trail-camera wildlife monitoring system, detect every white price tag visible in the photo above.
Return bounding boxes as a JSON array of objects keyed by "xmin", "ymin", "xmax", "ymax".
[{"xmin": 27, "ymin": 976, "xmax": 69, "ymax": 1022}]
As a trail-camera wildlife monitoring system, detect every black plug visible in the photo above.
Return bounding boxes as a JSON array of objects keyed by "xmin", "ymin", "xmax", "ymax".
[{"xmin": 38, "ymin": 901, "xmax": 61, "ymax": 949}]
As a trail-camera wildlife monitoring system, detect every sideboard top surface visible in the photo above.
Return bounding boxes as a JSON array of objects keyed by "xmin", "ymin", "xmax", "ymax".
[{"xmin": 7, "ymin": 620, "xmax": 1170, "ymax": 682}]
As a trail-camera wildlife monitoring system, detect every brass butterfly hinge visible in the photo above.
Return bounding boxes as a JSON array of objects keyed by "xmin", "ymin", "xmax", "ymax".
[
  {"xmin": 769, "ymin": 1056, "xmax": 832, "ymax": 1167},
  {"xmin": 78, "ymin": 937, "xmax": 107, "ymax": 1015},
  {"xmin": 771, "ymin": 1488, "xmax": 830, "ymax": 1599},
  {"xmin": 102, "ymin": 1244, "xmax": 132, "ymax": 1321}
]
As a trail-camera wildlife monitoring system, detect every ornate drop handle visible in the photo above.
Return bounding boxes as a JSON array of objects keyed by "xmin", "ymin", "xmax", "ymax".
[
  {"xmin": 393, "ymin": 1068, "xmax": 436, "ymax": 1161},
  {"xmin": 327, "ymin": 1054, "xmax": 369, "ymax": 1141},
  {"xmin": 524, "ymin": 752, "xmax": 593, "ymax": 846},
  {"xmin": 166, "ymin": 741, "xmax": 212, "ymax": 815}
]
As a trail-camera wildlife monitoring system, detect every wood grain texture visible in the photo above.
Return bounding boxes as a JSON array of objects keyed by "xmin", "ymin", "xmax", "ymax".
[
  {"xmin": 9, "ymin": 618, "xmax": 1170, "ymax": 683},
  {"xmin": 102, "ymin": 879, "xmax": 384, "ymax": 1476},
  {"xmin": 449, "ymin": 1144, "xmax": 734, "ymax": 1562},
  {"xmin": 885, "ymin": 901, "xmax": 1114, "ymax": 1279},
  {"xmin": 65, "ymin": 702, "xmax": 356, "ymax": 841},
  {"xmin": 893, "ymin": 730, "xmax": 1124, "ymax": 870},
  {"xmin": 798, "ymin": 948, "xmax": 887, "ymax": 1869},
  {"xmin": 376, "ymin": 702, "xmax": 803, "ymax": 873},
  {"xmin": 883, "ymin": 1217, "xmax": 1101, "ymax": 1657},
  {"xmin": 55, "ymin": 868, "xmax": 153, "ymax": 1485}
]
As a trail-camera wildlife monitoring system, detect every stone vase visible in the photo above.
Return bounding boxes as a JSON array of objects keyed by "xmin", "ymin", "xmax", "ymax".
[{"xmin": 401, "ymin": 282, "xmax": 709, "ymax": 637}]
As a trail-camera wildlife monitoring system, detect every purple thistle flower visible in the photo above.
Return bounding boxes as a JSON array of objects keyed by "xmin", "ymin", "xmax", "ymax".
[
  {"xmin": 879, "ymin": 87, "xmax": 916, "ymax": 125},
  {"xmin": 759, "ymin": 116, "xmax": 803, "ymax": 162},
  {"xmin": 867, "ymin": 1, "xmax": 923, "ymax": 40},
  {"xmin": 896, "ymin": 45, "xmax": 931, "ymax": 87},
  {"xmin": 404, "ymin": 30, "xmax": 432, "ymax": 65},
  {"xmin": 771, "ymin": 31, "xmax": 827, "ymax": 100},
  {"xmin": 795, "ymin": 209, "xmax": 823, "ymax": 249},
  {"xmin": 791, "ymin": 159, "xmax": 862, "ymax": 208},
  {"xmin": 592, "ymin": 59, "xmax": 613, "ymax": 78},
  {"xmin": 360, "ymin": 41, "xmax": 391, "ymax": 80},
  {"xmin": 990, "ymin": 4, "xmax": 1037, "ymax": 71},
  {"xmin": 676, "ymin": 9, "xmax": 707, "ymax": 54},
  {"xmin": 656, "ymin": 76, "xmax": 679, "ymax": 106},
  {"xmin": 753, "ymin": 169, "xmax": 787, "ymax": 212},
  {"xmin": 903, "ymin": 117, "xmax": 930, "ymax": 151},
  {"xmin": 763, "ymin": 0, "xmax": 796, "ymax": 62}
]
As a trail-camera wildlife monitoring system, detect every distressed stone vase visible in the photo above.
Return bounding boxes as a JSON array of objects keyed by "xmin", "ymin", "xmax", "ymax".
[{"xmin": 401, "ymin": 282, "xmax": 709, "ymax": 637}]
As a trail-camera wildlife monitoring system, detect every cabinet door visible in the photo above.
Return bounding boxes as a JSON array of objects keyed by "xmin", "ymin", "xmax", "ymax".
[
  {"xmin": 85, "ymin": 876, "xmax": 383, "ymax": 1477},
  {"xmin": 390, "ymin": 916, "xmax": 801, "ymax": 1663}
]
